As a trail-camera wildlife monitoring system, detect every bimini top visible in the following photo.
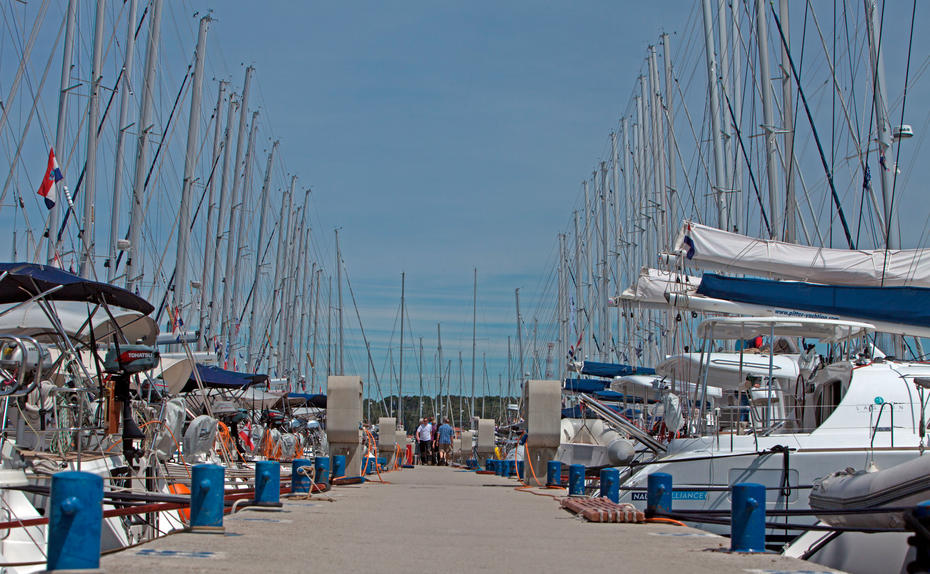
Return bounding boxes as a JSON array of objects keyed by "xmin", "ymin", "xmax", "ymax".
[
  {"xmin": 180, "ymin": 364, "xmax": 269, "ymax": 393},
  {"xmin": 697, "ymin": 316, "xmax": 874, "ymax": 343},
  {"xmin": 0, "ymin": 262, "xmax": 154, "ymax": 315}
]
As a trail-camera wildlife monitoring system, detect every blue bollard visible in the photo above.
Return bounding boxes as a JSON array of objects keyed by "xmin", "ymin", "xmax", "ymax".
[
  {"xmin": 569, "ymin": 464, "xmax": 585, "ymax": 496},
  {"xmin": 332, "ymin": 454, "xmax": 346, "ymax": 479},
  {"xmin": 47, "ymin": 471, "xmax": 103, "ymax": 571},
  {"xmin": 517, "ymin": 460, "xmax": 525, "ymax": 480},
  {"xmin": 600, "ymin": 468, "xmax": 620, "ymax": 503},
  {"xmin": 467, "ymin": 458, "xmax": 477, "ymax": 470},
  {"xmin": 504, "ymin": 460, "xmax": 514, "ymax": 477},
  {"xmin": 546, "ymin": 461, "xmax": 562, "ymax": 486},
  {"xmin": 254, "ymin": 460, "xmax": 282, "ymax": 507},
  {"xmin": 314, "ymin": 456, "xmax": 330, "ymax": 487},
  {"xmin": 291, "ymin": 459, "xmax": 312, "ymax": 494},
  {"xmin": 190, "ymin": 464, "xmax": 225, "ymax": 532},
  {"xmin": 495, "ymin": 459, "xmax": 505, "ymax": 476},
  {"xmin": 731, "ymin": 483, "xmax": 766, "ymax": 552},
  {"xmin": 647, "ymin": 472, "xmax": 673, "ymax": 517}
]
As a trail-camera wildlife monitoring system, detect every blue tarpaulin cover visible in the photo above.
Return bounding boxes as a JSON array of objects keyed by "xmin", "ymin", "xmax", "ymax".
[
  {"xmin": 563, "ymin": 378, "xmax": 609, "ymax": 393},
  {"xmin": 696, "ymin": 272, "xmax": 930, "ymax": 329},
  {"xmin": 0, "ymin": 262, "xmax": 154, "ymax": 314},
  {"xmin": 580, "ymin": 361, "xmax": 656, "ymax": 378},
  {"xmin": 181, "ymin": 364, "xmax": 269, "ymax": 393}
]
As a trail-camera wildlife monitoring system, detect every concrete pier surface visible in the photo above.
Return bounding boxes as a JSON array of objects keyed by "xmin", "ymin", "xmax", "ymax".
[{"xmin": 103, "ymin": 466, "xmax": 843, "ymax": 573}]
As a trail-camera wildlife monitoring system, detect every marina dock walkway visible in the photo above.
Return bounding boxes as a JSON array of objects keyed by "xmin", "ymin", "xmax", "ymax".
[{"xmin": 103, "ymin": 466, "xmax": 842, "ymax": 573}]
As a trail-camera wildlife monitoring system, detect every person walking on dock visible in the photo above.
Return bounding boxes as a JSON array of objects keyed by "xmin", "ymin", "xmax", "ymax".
[
  {"xmin": 416, "ymin": 418, "xmax": 433, "ymax": 465},
  {"xmin": 437, "ymin": 418, "xmax": 454, "ymax": 465}
]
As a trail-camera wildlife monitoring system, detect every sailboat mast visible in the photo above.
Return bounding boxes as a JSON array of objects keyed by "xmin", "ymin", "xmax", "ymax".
[
  {"xmin": 418, "ymin": 337, "xmax": 424, "ymax": 421},
  {"xmin": 107, "ymin": 0, "xmax": 139, "ymax": 282},
  {"xmin": 336, "ymin": 229, "xmax": 344, "ymax": 375},
  {"xmin": 228, "ymin": 110, "xmax": 259, "ymax": 362},
  {"xmin": 247, "ymin": 141, "xmax": 277, "ymax": 370},
  {"xmin": 700, "ymin": 0, "xmax": 729, "ymax": 230},
  {"xmin": 208, "ymin": 91, "xmax": 237, "ymax": 347},
  {"xmin": 127, "ymin": 0, "xmax": 163, "ymax": 290},
  {"xmin": 222, "ymin": 65, "xmax": 254, "ymax": 346},
  {"xmin": 273, "ymin": 178, "xmax": 294, "ymax": 373},
  {"xmin": 779, "ymin": 0, "xmax": 796, "ymax": 243},
  {"xmin": 864, "ymin": 0, "xmax": 898, "ymax": 249},
  {"xmin": 399, "ymin": 271, "xmax": 405, "ymax": 427},
  {"xmin": 80, "ymin": 0, "xmax": 106, "ymax": 279},
  {"xmin": 662, "ymin": 33, "xmax": 678, "ymax": 237},
  {"xmin": 470, "ymin": 267, "xmax": 477, "ymax": 422},
  {"xmin": 754, "ymin": 0, "xmax": 781, "ymax": 239},
  {"xmin": 48, "ymin": 0, "xmax": 77, "ymax": 264},
  {"xmin": 199, "ymin": 80, "xmax": 227, "ymax": 349},
  {"xmin": 599, "ymin": 161, "xmax": 609, "ymax": 361},
  {"xmin": 436, "ymin": 323, "xmax": 443, "ymax": 419},
  {"xmin": 515, "ymin": 288, "xmax": 524, "ymax": 385},
  {"xmin": 174, "ymin": 15, "xmax": 211, "ymax": 319}
]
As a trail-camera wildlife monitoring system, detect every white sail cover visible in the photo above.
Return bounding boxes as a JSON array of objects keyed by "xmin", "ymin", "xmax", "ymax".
[
  {"xmin": 673, "ymin": 220, "xmax": 930, "ymax": 287},
  {"xmin": 615, "ymin": 267, "xmax": 700, "ymax": 307}
]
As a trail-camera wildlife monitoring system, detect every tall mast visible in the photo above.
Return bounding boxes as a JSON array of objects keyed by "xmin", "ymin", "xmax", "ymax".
[
  {"xmin": 506, "ymin": 336, "xmax": 512, "ymax": 420},
  {"xmin": 572, "ymin": 210, "xmax": 582, "ymax": 355},
  {"xmin": 287, "ymin": 203, "xmax": 307, "ymax": 382},
  {"xmin": 779, "ymin": 0, "xmax": 796, "ymax": 242},
  {"xmin": 599, "ymin": 161, "xmax": 609, "ymax": 361},
  {"xmin": 717, "ymin": 0, "xmax": 733, "ymax": 197},
  {"xmin": 864, "ymin": 0, "xmax": 897, "ymax": 249},
  {"xmin": 247, "ymin": 141, "xmax": 277, "ymax": 370},
  {"xmin": 557, "ymin": 233, "xmax": 565, "ymax": 377},
  {"xmin": 470, "ymin": 267, "xmax": 477, "ymax": 422},
  {"xmin": 729, "ymin": 3, "xmax": 745, "ymax": 228},
  {"xmin": 174, "ymin": 15, "xmax": 210, "ymax": 319},
  {"xmin": 611, "ymin": 132, "xmax": 620, "ymax": 362},
  {"xmin": 583, "ymin": 179, "xmax": 593, "ymax": 354},
  {"xmin": 222, "ymin": 65, "xmax": 254, "ymax": 344},
  {"xmin": 127, "ymin": 0, "xmax": 163, "ymax": 290},
  {"xmin": 228, "ymin": 110, "xmax": 259, "ymax": 359},
  {"xmin": 336, "ymin": 229, "xmax": 344, "ymax": 375},
  {"xmin": 515, "ymin": 288, "xmax": 524, "ymax": 384},
  {"xmin": 208, "ymin": 91, "xmax": 237, "ymax": 347},
  {"xmin": 418, "ymin": 337, "xmax": 424, "ymax": 421},
  {"xmin": 648, "ymin": 46, "xmax": 667, "ymax": 251},
  {"xmin": 80, "ymin": 0, "xmax": 106, "ymax": 279},
  {"xmin": 701, "ymin": 0, "xmax": 729, "ymax": 230},
  {"xmin": 199, "ymin": 80, "xmax": 227, "ymax": 349},
  {"xmin": 48, "ymin": 0, "xmax": 77, "ymax": 264},
  {"xmin": 437, "ymin": 323, "xmax": 443, "ymax": 419},
  {"xmin": 755, "ymin": 0, "xmax": 781, "ymax": 239},
  {"xmin": 107, "ymin": 0, "xmax": 138, "ymax": 282},
  {"xmin": 398, "ymin": 271, "xmax": 405, "ymax": 427},
  {"xmin": 272, "ymin": 178, "xmax": 294, "ymax": 372},
  {"xmin": 662, "ymin": 33, "xmax": 679, "ymax": 238},
  {"xmin": 311, "ymin": 269, "xmax": 320, "ymax": 389},
  {"xmin": 326, "ymin": 275, "xmax": 332, "ymax": 376}
]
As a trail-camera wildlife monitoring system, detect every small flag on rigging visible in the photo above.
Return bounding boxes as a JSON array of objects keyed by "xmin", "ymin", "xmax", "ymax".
[{"xmin": 37, "ymin": 148, "xmax": 63, "ymax": 210}]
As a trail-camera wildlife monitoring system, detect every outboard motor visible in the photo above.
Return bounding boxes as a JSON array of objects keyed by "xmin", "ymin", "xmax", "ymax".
[{"xmin": 103, "ymin": 344, "xmax": 159, "ymax": 463}]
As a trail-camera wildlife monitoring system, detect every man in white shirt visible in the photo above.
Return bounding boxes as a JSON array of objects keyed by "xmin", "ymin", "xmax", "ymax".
[{"xmin": 416, "ymin": 418, "xmax": 433, "ymax": 465}]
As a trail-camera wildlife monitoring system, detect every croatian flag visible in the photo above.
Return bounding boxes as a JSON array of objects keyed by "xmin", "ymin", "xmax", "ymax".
[{"xmin": 37, "ymin": 148, "xmax": 63, "ymax": 209}]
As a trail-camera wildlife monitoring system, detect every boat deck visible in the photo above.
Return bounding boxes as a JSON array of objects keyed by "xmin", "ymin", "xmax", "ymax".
[{"xmin": 102, "ymin": 465, "xmax": 843, "ymax": 573}]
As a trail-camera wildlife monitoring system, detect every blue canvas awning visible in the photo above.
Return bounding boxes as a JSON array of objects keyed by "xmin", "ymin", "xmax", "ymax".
[
  {"xmin": 580, "ymin": 361, "xmax": 655, "ymax": 378},
  {"xmin": 0, "ymin": 262, "xmax": 154, "ymax": 314},
  {"xmin": 697, "ymin": 273, "xmax": 930, "ymax": 330},
  {"xmin": 563, "ymin": 378, "xmax": 609, "ymax": 393},
  {"xmin": 181, "ymin": 364, "xmax": 269, "ymax": 393}
]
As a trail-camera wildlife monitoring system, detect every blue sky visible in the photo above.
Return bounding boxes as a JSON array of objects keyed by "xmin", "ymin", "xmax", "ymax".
[
  {"xmin": 183, "ymin": 1, "xmax": 686, "ymax": 397},
  {"xmin": 2, "ymin": 1, "xmax": 928, "ymax": 409}
]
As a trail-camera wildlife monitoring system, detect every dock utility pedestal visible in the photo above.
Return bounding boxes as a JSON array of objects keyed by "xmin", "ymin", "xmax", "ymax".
[
  {"xmin": 524, "ymin": 379, "xmax": 560, "ymax": 486},
  {"xmin": 328, "ymin": 376, "xmax": 365, "ymax": 477}
]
